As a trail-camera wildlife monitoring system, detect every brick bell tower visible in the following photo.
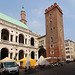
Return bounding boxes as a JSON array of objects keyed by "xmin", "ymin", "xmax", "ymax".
[
  {"xmin": 20, "ymin": 5, "xmax": 27, "ymax": 25},
  {"xmin": 45, "ymin": 3, "xmax": 65, "ymax": 62}
]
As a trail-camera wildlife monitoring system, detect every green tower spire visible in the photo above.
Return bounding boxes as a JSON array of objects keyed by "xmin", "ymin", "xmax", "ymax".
[{"xmin": 21, "ymin": 5, "xmax": 25, "ymax": 11}]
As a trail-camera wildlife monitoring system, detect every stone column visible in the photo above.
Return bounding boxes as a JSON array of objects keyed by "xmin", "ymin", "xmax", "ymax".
[
  {"xmin": 18, "ymin": 53, "xmax": 19, "ymax": 60},
  {"xmin": 24, "ymin": 53, "xmax": 25, "ymax": 58},
  {"xmin": 29, "ymin": 53, "xmax": 31, "ymax": 58},
  {"xmin": 36, "ymin": 51, "xmax": 38, "ymax": 60},
  {"xmin": 12, "ymin": 49, "xmax": 16, "ymax": 59},
  {"xmin": 17, "ymin": 53, "xmax": 18, "ymax": 60},
  {"xmin": 13, "ymin": 35, "xmax": 15, "ymax": 43},
  {"xmin": 29, "ymin": 39, "xmax": 30, "ymax": 46},
  {"xmin": 0, "ymin": 29, "xmax": 1, "ymax": 41},
  {"xmin": 8, "ymin": 52, "xmax": 10, "ymax": 58},
  {"xmin": 0, "ymin": 48, "xmax": 1, "ymax": 60},
  {"xmin": 34, "ymin": 52, "xmax": 37, "ymax": 60},
  {"xmin": 24, "ymin": 38, "xmax": 25, "ymax": 44},
  {"xmin": 27, "ymin": 39, "xmax": 28, "ymax": 45},
  {"xmin": 35, "ymin": 53, "xmax": 36, "ymax": 60},
  {"xmin": 9, "ymin": 34, "xmax": 11, "ymax": 42}
]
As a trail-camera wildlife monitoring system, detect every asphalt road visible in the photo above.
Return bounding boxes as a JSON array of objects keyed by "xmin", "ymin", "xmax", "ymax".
[{"xmin": 19, "ymin": 62, "xmax": 75, "ymax": 75}]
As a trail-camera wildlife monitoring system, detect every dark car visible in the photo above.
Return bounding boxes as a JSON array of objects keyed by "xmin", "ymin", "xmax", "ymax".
[{"xmin": 52, "ymin": 62, "xmax": 63, "ymax": 67}]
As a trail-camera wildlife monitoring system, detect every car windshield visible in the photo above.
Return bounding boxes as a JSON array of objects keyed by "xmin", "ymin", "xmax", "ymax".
[{"xmin": 4, "ymin": 62, "xmax": 17, "ymax": 68}]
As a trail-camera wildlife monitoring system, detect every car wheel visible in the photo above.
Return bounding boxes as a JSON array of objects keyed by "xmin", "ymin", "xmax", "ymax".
[
  {"xmin": 15, "ymin": 70, "xmax": 19, "ymax": 75},
  {"xmin": 16, "ymin": 72, "xmax": 19, "ymax": 75},
  {"xmin": 2, "ymin": 73, "xmax": 5, "ymax": 75},
  {"xmin": 2, "ymin": 71, "xmax": 9, "ymax": 75}
]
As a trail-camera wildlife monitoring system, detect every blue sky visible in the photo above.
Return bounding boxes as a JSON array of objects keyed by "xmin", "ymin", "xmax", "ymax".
[{"xmin": 0, "ymin": 0, "xmax": 75, "ymax": 41}]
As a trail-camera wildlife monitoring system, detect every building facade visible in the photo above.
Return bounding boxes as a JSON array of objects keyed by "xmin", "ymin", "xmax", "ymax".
[
  {"xmin": 45, "ymin": 3, "xmax": 65, "ymax": 62},
  {"xmin": 0, "ymin": 6, "xmax": 39, "ymax": 61},
  {"xmin": 0, "ymin": 3, "xmax": 66, "ymax": 62},
  {"xmin": 65, "ymin": 40, "xmax": 75, "ymax": 61},
  {"xmin": 38, "ymin": 35, "xmax": 46, "ymax": 58}
]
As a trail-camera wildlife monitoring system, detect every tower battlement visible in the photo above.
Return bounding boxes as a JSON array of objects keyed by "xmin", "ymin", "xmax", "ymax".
[{"xmin": 45, "ymin": 3, "xmax": 63, "ymax": 14}]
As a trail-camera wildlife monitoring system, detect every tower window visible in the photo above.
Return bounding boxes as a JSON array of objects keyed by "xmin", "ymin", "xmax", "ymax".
[
  {"xmin": 50, "ymin": 50, "xmax": 54, "ymax": 54},
  {"xmin": 50, "ymin": 20, "xmax": 52, "ymax": 25},
  {"xmin": 50, "ymin": 20, "xmax": 52, "ymax": 23},
  {"xmin": 50, "ymin": 13, "xmax": 52, "ymax": 16},
  {"xmin": 51, "ymin": 28, "xmax": 53, "ymax": 30},
  {"xmin": 51, "ymin": 37, "xmax": 53, "ymax": 42},
  {"xmin": 53, "ymin": 27, "xmax": 55, "ymax": 29},
  {"xmin": 50, "ymin": 43, "xmax": 54, "ymax": 48}
]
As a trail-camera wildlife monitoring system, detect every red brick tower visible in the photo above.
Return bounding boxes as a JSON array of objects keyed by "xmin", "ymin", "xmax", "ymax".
[
  {"xmin": 45, "ymin": 3, "xmax": 65, "ymax": 62},
  {"xmin": 20, "ymin": 6, "xmax": 27, "ymax": 25}
]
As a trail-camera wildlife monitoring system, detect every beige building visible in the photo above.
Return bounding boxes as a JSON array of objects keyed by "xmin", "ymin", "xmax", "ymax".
[
  {"xmin": 0, "ymin": 6, "xmax": 47, "ymax": 61},
  {"xmin": 0, "ymin": 6, "xmax": 40, "ymax": 61},
  {"xmin": 38, "ymin": 35, "xmax": 46, "ymax": 58},
  {"xmin": 65, "ymin": 40, "xmax": 75, "ymax": 61}
]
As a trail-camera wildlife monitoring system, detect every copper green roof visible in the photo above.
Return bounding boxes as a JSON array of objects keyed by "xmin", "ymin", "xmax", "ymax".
[{"xmin": 0, "ymin": 13, "xmax": 28, "ymax": 29}]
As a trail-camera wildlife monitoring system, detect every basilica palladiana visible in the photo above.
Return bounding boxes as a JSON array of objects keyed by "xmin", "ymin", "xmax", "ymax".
[{"xmin": 0, "ymin": 6, "xmax": 46, "ymax": 60}]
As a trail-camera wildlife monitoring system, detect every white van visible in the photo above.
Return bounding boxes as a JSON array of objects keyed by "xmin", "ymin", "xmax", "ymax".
[{"xmin": 0, "ymin": 61, "xmax": 19, "ymax": 75}]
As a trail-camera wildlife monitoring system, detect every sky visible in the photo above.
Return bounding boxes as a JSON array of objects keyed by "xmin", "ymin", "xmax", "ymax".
[{"xmin": 0, "ymin": 0, "xmax": 75, "ymax": 41}]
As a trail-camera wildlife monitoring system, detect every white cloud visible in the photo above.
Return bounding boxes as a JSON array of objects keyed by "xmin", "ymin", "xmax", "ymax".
[
  {"xmin": 31, "ymin": 20, "xmax": 43, "ymax": 27},
  {"xmin": 31, "ymin": 8, "xmax": 44, "ymax": 17},
  {"xmin": 27, "ymin": 20, "xmax": 45, "ymax": 36}
]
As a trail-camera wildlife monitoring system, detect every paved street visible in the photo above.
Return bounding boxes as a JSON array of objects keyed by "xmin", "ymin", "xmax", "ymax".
[{"xmin": 19, "ymin": 62, "xmax": 75, "ymax": 75}]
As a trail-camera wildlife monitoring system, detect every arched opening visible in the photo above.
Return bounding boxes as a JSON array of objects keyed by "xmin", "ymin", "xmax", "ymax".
[
  {"xmin": 1, "ymin": 29, "xmax": 9, "ymax": 40},
  {"xmin": 19, "ymin": 34, "xmax": 24, "ymax": 44},
  {"xmin": 38, "ymin": 47, "xmax": 46, "ymax": 58},
  {"xmin": 51, "ymin": 37, "xmax": 53, "ymax": 42},
  {"xmin": 31, "ymin": 37, "xmax": 34, "ymax": 46},
  {"xmin": 19, "ymin": 50, "xmax": 24, "ymax": 60},
  {"xmin": 1, "ymin": 48, "xmax": 8, "ymax": 59},
  {"xmin": 31, "ymin": 51, "xmax": 35, "ymax": 59}
]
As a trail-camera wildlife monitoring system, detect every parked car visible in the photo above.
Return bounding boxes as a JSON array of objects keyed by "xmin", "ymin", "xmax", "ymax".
[
  {"xmin": 66, "ymin": 60, "xmax": 71, "ymax": 63},
  {"xmin": 73, "ymin": 59, "xmax": 75, "ymax": 62},
  {"xmin": 0, "ymin": 61, "xmax": 19, "ymax": 75},
  {"xmin": 52, "ymin": 62, "xmax": 63, "ymax": 67}
]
